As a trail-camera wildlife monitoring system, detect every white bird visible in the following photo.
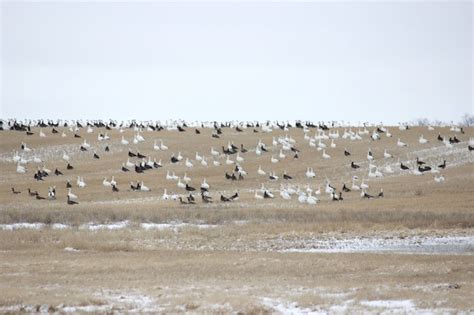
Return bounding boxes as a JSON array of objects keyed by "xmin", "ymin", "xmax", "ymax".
[
  {"xmin": 330, "ymin": 139, "xmax": 336, "ymax": 148},
  {"xmin": 201, "ymin": 157, "xmax": 208, "ymax": 167},
  {"xmin": 236, "ymin": 153, "xmax": 244, "ymax": 163},
  {"xmin": 166, "ymin": 170, "xmax": 174, "ymax": 181},
  {"xmin": 280, "ymin": 189, "xmax": 291, "ymax": 200},
  {"xmin": 139, "ymin": 181, "xmax": 150, "ymax": 191},
  {"xmin": 305, "ymin": 167, "xmax": 316, "ymax": 178},
  {"xmin": 255, "ymin": 145, "xmax": 262, "ymax": 156},
  {"xmin": 77, "ymin": 176, "xmax": 86, "ymax": 188},
  {"xmin": 103, "ymin": 177, "xmax": 112, "ymax": 187},
  {"xmin": 397, "ymin": 138, "xmax": 407, "ymax": 147},
  {"xmin": 434, "ymin": 175, "xmax": 445, "ymax": 183},
  {"xmin": 110, "ymin": 176, "xmax": 117, "ymax": 186},
  {"xmin": 153, "ymin": 140, "xmax": 161, "ymax": 151},
  {"xmin": 39, "ymin": 129, "xmax": 46, "ymax": 137},
  {"xmin": 177, "ymin": 178, "xmax": 186, "ymax": 189},
  {"xmin": 160, "ymin": 140, "xmax": 168, "ymax": 150},
  {"xmin": 226, "ymin": 156, "xmax": 235, "ymax": 165},
  {"xmin": 82, "ymin": 139, "xmax": 91, "ymax": 149},
  {"xmin": 257, "ymin": 165, "xmax": 266, "ymax": 175},
  {"xmin": 322, "ymin": 150, "xmax": 331, "ymax": 159},
  {"xmin": 16, "ymin": 163, "xmax": 26, "ymax": 174},
  {"xmin": 212, "ymin": 159, "xmax": 221, "ymax": 166},
  {"xmin": 61, "ymin": 131, "xmax": 67, "ymax": 138},
  {"xmin": 211, "ymin": 147, "xmax": 219, "ymax": 156},
  {"xmin": 383, "ymin": 149, "xmax": 392, "ymax": 159},
  {"xmin": 201, "ymin": 178, "xmax": 210, "ymax": 190},
  {"xmin": 306, "ymin": 192, "xmax": 318, "ymax": 205},
  {"xmin": 121, "ymin": 136, "xmax": 129, "ymax": 145},
  {"xmin": 177, "ymin": 152, "xmax": 183, "ymax": 161},
  {"xmin": 62, "ymin": 151, "xmax": 70, "ymax": 162},
  {"xmin": 185, "ymin": 158, "xmax": 194, "ymax": 168},
  {"xmin": 271, "ymin": 155, "xmax": 279, "ymax": 163},
  {"xmin": 21, "ymin": 142, "xmax": 32, "ymax": 152},
  {"xmin": 278, "ymin": 150, "xmax": 286, "ymax": 159},
  {"xmin": 67, "ymin": 188, "xmax": 78, "ymax": 200},
  {"xmin": 195, "ymin": 152, "xmax": 203, "ymax": 162},
  {"xmin": 360, "ymin": 179, "xmax": 369, "ymax": 190},
  {"xmin": 255, "ymin": 190, "xmax": 264, "ymax": 199},
  {"xmin": 162, "ymin": 189, "xmax": 170, "ymax": 200},
  {"xmin": 351, "ymin": 177, "xmax": 360, "ymax": 191},
  {"xmin": 384, "ymin": 165, "xmax": 394, "ymax": 174},
  {"xmin": 183, "ymin": 173, "xmax": 191, "ymax": 183},
  {"xmin": 298, "ymin": 192, "xmax": 307, "ymax": 203},
  {"xmin": 419, "ymin": 135, "xmax": 428, "ymax": 144},
  {"xmin": 32, "ymin": 155, "xmax": 42, "ymax": 164}
]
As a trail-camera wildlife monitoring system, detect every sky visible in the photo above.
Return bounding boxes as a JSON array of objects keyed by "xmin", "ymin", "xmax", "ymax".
[{"xmin": 1, "ymin": 1, "xmax": 472, "ymax": 124}]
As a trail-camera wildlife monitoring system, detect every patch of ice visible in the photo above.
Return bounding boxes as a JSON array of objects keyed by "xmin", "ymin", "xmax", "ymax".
[
  {"xmin": 261, "ymin": 297, "xmax": 322, "ymax": 315},
  {"xmin": 140, "ymin": 222, "xmax": 218, "ymax": 231},
  {"xmin": 360, "ymin": 299, "xmax": 415, "ymax": 310}
]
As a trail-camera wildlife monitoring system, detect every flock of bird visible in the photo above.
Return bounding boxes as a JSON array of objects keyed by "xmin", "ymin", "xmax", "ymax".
[{"xmin": 3, "ymin": 119, "xmax": 472, "ymax": 206}]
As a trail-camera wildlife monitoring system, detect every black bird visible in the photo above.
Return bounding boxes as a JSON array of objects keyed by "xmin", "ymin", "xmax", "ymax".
[
  {"xmin": 178, "ymin": 126, "xmax": 186, "ymax": 132},
  {"xmin": 28, "ymin": 188, "xmax": 38, "ymax": 196},
  {"xmin": 416, "ymin": 157, "xmax": 425, "ymax": 166},
  {"xmin": 137, "ymin": 151, "xmax": 146, "ymax": 159},
  {"xmin": 112, "ymin": 184, "xmax": 119, "ymax": 192},
  {"xmin": 220, "ymin": 194, "xmax": 232, "ymax": 202},
  {"xmin": 236, "ymin": 126, "xmax": 243, "ymax": 132},
  {"xmin": 283, "ymin": 172, "xmax": 292, "ymax": 180},
  {"xmin": 26, "ymin": 131, "xmax": 34, "ymax": 136},
  {"xmin": 293, "ymin": 153, "xmax": 299, "ymax": 159},
  {"xmin": 342, "ymin": 184, "xmax": 351, "ymax": 192},
  {"xmin": 344, "ymin": 149, "xmax": 351, "ymax": 156},
  {"xmin": 240, "ymin": 144, "xmax": 248, "ymax": 153},
  {"xmin": 188, "ymin": 193, "xmax": 195, "ymax": 202},
  {"xmin": 80, "ymin": 146, "xmax": 88, "ymax": 152},
  {"xmin": 419, "ymin": 165, "xmax": 431, "ymax": 173},
  {"xmin": 179, "ymin": 197, "xmax": 188, "ymax": 204},
  {"xmin": 438, "ymin": 160, "xmax": 446, "ymax": 169},
  {"xmin": 54, "ymin": 168, "xmax": 63, "ymax": 176},
  {"xmin": 202, "ymin": 194, "xmax": 213, "ymax": 203},
  {"xmin": 67, "ymin": 163, "xmax": 74, "ymax": 170},
  {"xmin": 351, "ymin": 161, "xmax": 360, "ymax": 169},
  {"xmin": 378, "ymin": 189, "xmax": 384, "ymax": 198},
  {"xmin": 36, "ymin": 194, "xmax": 46, "ymax": 200},
  {"xmin": 437, "ymin": 133, "xmax": 443, "ymax": 141},
  {"xmin": 261, "ymin": 146, "xmax": 268, "ymax": 152},
  {"xmin": 67, "ymin": 196, "xmax": 78, "ymax": 205},
  {"xmin": 229, "ymin": 191, "xmax": 239, "ymax": 201},
  {"xmin": 363, "ymin": 191, "xmax": 375, "ymax": 199},
  {"xmin": 263, "ymin": 190, "xmax": 274, "ymax": 199},
  {"xmin": 93, "ymin": 152, "xmax": 100, "ymax": 159},
  {"xmin": 52, "ymin": 128, "xmax": 58, "ymax": 134},
  {"xmin": 468, "ymin": 145, "xmax": 474, "ymax": 151},
  {"xmin": 122, "ymin": 165, "xmax": 130, "ymax": 172},
  {"xmin": 195, "ymin": 129, "xmax": 201, "ymax": 134},
  {"xmin": 105, "ymin": 145, "xmax": 110, "ymax": 152},
  {"xmin": 400, "ymin": 162, "xmax": 410, "ymax": 170},
  {"xmin": 135, "ymin": 164, "xmax": 144, "ymax": 173},
  {"xmin": 171, "ymin": 155, "xmax": 179, "ymax": 163},
  {"xmin": 128, "ymin": 150, "xmax": 136, "ymax": 157},
  {"xmin": 74, "ymin": 133, "xmax": 81, "ymax": 138},
  {"xmin": 66, "ymin": 180, "xmax": 72, "ymax": 188},
  {"xmin": 11, "ymin": 187, "xmax": 21, "ymax": 194},
  {"xmin": 185, "ymin": 184, "xmax": 196, "ymax": 192}
]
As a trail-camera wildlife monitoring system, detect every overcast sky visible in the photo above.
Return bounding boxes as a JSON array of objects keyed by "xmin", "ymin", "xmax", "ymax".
[{"xmin": 1, "ymin": 1, "xmax": 472, "ymax": 123}]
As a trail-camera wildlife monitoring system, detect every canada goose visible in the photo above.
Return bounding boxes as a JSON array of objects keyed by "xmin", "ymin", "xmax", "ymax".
[
  {"xmin": 171, "ymin": 154, "xmax": 179, "ymax": 163},
  {"xmin": 344, "ymin": 148, "xmax": 351, "ymax": 156},
  {"xmin": 342, "ymin": 184, "xmax": 351, "ymax": 192},
  {"xmin": 11, "ymin": 187, "xmax": 21, "ymax": 194},
  {"xmin": 67, "ymin": 163, "xmax": 74, "ymax": 170},
  {"xmin": 263, "ymin": 190, "xmax": 274, "ymax": 199},
  {"xmin": 400, "ymin": 162, "xmax": 410, "ymax": 170},
  {"xmin": 283, "ymin": 171, "xmax": 292, "ymax": 180},
  {"xmin": 351, "ymin": 161, "xmax": 360, "ymax": 169},
  {"xmin": 185, "ymin": 158, "xmax": 194, "ymax": 168},
  {"xmin": 137, "ymin": 151, "xmax": 146, "ymax": 159},
  {"xmin": 220, "ymin": 194, "xmax": 232, "ymax": 202},
  {"xmin": 240, "ymin": 144, "xmax": 248, "ymax": 153},
  {"xmin": 416, "ymin": 157, "xmax": 426, "ymax": 166},
  {"xmin": 112, "ymin": 184, "xmax": 119, "ymax": 192},
  {"xmin": 128, "ymin": 150, "xmax": 136, "ymax": 157},
  {"xmin": 438, "ymin": 160, "xmax": 446, "ymax": 169},
  {"xmin": 93, "ymin": 151, "xmax": 100, "ymax": 159},
  {"xmin": 54, "ymin": 168, "xmax": 63, "ymax": 176},
  {"xmin": 28, "ymin": 188, "xmax": 38, "ymax": 197}
]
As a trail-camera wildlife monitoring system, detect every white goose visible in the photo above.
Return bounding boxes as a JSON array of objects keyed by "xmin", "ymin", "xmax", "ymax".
[
  {"xmin": 330, "ymin": 139, "xmax": 336, "ymax": 148},
  {"xmin": 306, "ymin": 192, "xmax": 318, "ymax": 205},
  {"xmin": 32, "ymin": 155, "xmax": 42, "ymax": 164},
  {"xmin": 16, "ymin": 163, "xmax": 26, "ymax": 174},
  {"xmin": 61, "ymin": 131, "xmax": 67, "ymax": 138},
  {"xmin": 162, "ymin": 189, "xmax": 170, "ymax": 200},
  {"xmin": 212, "ymin": 159, "xmax": 221, "ymax": 166},
  {"xmin": 271, "ymin": 155, "xmax": 279, "ymax": 163},
  {"xmin": 434, "ymin": 175, "xmax": 445, "ymax": 183},
  {"xmin": 177, "ymin": 178, "xmax": 186, "ymax": 189},
  {"xmin": 183, "ymin": 173, "xmax": 191, "ymax": 183},
  {"xmin": 211, "ymin": 147, "xmax": 219, "ymax": 157},
  {"xmin": 139, "ymin": 181, "xmax": 150, "ymax": 191},
  {"xmin": 419, "ymin": 135, "xmax": 428, "ymax": 144},
  {"xmin": 322, "ymin": 149, "xmax": 331, "ymax": 159},
  {"xmin": 195, "ymin": 152, "xmax": 203, "ymax": 162},
  {"xmin": 153, "ymin": 140, "xmax": 161, "ymax": 151},
  {"xmin": 226, "ymin": 156, "xmax": 235, "ymax": 165},
  {"xmin": 351, "ymin": 176, "xmax": 360, "ymax": 191},
  {"xmin": 236, "ymin": 153, "xmax": 244, "ymax": 163},
  {"xmin": 201, "ymin": 157, "xmax": 208, "ymax": 167},
  {"xmin": 121, "ymin": 136, "xmax": 129, "ymax": 145},
  {"xmin": 67, "ymin": 188, "xmax": 78, "ymax": 200},
  {"xmin": 126, "ymin": 158, "xmax": 134, "ymax": 168},
  {"xmin": 201, "ymin": 178, "xmax": 210, "ymax": 190},
  {"xmin": 103, "ymin": 177, "xmax": 112, "ymax": 187},
  {"xmin": 185, "ymin": 158, "xmax": 194, "ymax": 168},
  {"xmin": 383, "ymin": 149, "xmax": 392, "ymax": 159},
  {"xmin": 397, "ymin": 138, "xmax": 407, "ymax": 147},
  {"xmin": 77, "ymin": 176, "xmax": 87, "ymax": 188},
  {"xmin": 62, "ymin": 151, "xmax": 70, "ymax": 162},
  {"xmin": 278, "ymin": 150, "xmax": 286, "ymax": 159},
  {"xmin": 257, "ymin": 166, "xmax": 266, "ymax": 176},
  {"xmin": 360, "ymin": 179, "xmax": 369, "ymax": 190},
  {"xmin": 305, "ymin": 167, "xmax": 316, "ymax": 178},
  {"xmin": 160, "ymin": 140, "xmax": 168, "ymax": 150},
  {"xmin": 39, "ymin": 129, "xmax": 46, "ymax": 137}
]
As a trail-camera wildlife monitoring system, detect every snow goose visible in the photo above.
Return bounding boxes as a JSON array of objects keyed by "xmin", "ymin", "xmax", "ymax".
[
  {"xmin": 153, "ymin": 140, "xmax": 161, "ymax": 151},
  {"xmin": 419, "ymin": 135, "xmax": 428, "ymax": 144},
  {"xmin": 39, "ymin": 129, "xmax": 46, "ymax": 137},
  {"xmin": 298, "ymin": 192, "xmax": 307, "ymax": 203},
  {"xmin": 255, "ymin": 145, "xmax": 262, "ymax": 156},
  {"xmin": 305, "ymin": 167, "xmax": 316, "ymax": 178},
  {"xmin": 397, "ymin": 138, "xmax": 407, "ymax": 147},
  {"xmin": 77, "ymin": 176, "xmax": 86, "ymax": 188},
  {"xmin": 160, "ymin": 140, "xmax": 168, "ymax": 150},
  {"xmin": 82, "ymin": 139, "xmax": 91, "ymax": 149},
  {"xmin": 322, "ymin": 149, "xmax": 331, "ymax": 159},
  {"xmin": 32, "ymin": 155, "xmax": 42, "ymax": 164},
  {"xmin": 278, "ymin": 150, "xmax": 286, "ymax": 159},
  {"xmin": 201, "ymin": 157, "xmax": 208, "ymax": 167},
  {"xmin": 330, "ymin": 139, "xmax": 336, "ymax": 148},
  {"xmin": 177, "ymin": 178, "xmax": 186, "ymax": 189},
  {"xmin": 195, "ymin": 152, "xmax": 203, "ymax": 162},
  {"xmin": 360, "ymin": 179, "xmax": 369, "ymax": 190},
  {"xmin": 183, "ymin": 173, "xmax": 191, "ymax": 183},
  {"xmin": 62, "ymin": 151, "xmax": 70, "ymax": 162},
  {"xmin": 16, "ymin": 163, "xmax": 26, "ymax": 174},
  {"xmin": 162, "ymin": 189, "xmax": 170, "ymax": 200},
  {"xmin": 257, "ymin": 166, "xmax": 266, "ymax": 176},
  {"xmin": 255, "ymin": 190, "xmax": 264, "ymax": 199},
  {"xmin": 201, "ymin": 178, "xmax": 210, "ymax": 191},
  {"xmin": 236, "ymin": 153, "xmax": 244, "ymax": 163},
  {"xmin": 271, "ymin": 155, "xmax": 279, "ymax": 163},
  {"xmin": 103, "ymin": 177, "xmax": 112, "ymax": 187},
  {"xmin": 211, "ymin": 147, "xmax": 219, "ymax": 157},
  {"xmin": 383, "ymin": 149, "xmax": 392, "ymax": 159},
  {"xmin": 177, "ymin": 152, "xmax": 183, "ymax": 161},
  {"xmin": 434, "ymin": 175, "xmax": 445, "ymax": 183},
  {"xmin": 306, "ymin": 192, "xmax": 318, "ymax": 205},
  {"xmin": 185, "ymin": 158, "xmax": 194, "ymax": 168},
  {"xmin": 226, "ymin": 156, "xmax": 235, "ymax": 165},
  {"xmin": 121, "ymin": 136, "xmax": 129, "ymax": 145},
  {"xmin": 139, "ymin": 181, "xmax": 150, "ymax": 191},
  {"xmin": 212, "ymin": 159, "xmax": 221, "ymax": 166}
]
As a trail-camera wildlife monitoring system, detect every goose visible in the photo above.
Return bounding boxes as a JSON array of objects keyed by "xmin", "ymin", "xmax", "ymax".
[
  {"xmin": 153, "ymin": 140, "xmax": 161, "ymax": 151},
  {"xmin": 272, "ymin": 137, "xmax": 278, "ymax": 146},
  {"xmin": 271, "ymin": 155, "xmax": 279, "ymax": 163},
  {"xmin": 413, "ymin": 166, "xmax": 423, "ymax": 176},
  {"xmin": 236, "ymin": 153, "xmax": 244, "ymax": 163},
  {"xmin": 195, "ymin": 152, "xmax": 203, "ymax": 162},
  {"xmin": 201, "ymin": 178, "xmax": 210, "ymax": 191},
  {"xmin": 309, "ymin": 139, "xmax": 316, "ymax": 148},
  {"xmin": 166, "ymin": 170, "xmax": 174, "ymax": 181},
  {"xmin": 77, "ymin": 176, "xmax": 87, "ymax": 188},
  {"xmin": 67, "ymin": 188, "xmax": 78, "ymax": 200},
  {"xmin": 139, "ymin": 181, "xmax": 150, "ymax": 192},
  {"xmin": 128, "ymin": 149, "xmax": 137, "ymax": 157},
  {"xmin": 62, "ymin": 151, "xmax": 70, "ymax": 162},
  {"xmin": 16, "ymin": 163, "xmax": 26, "ymax": 173},
  {"xmin": 226, "ymin": 156, "xmax": 235, "ymax": 165},
  {"xmin": 305, "ymin": 167, "xmax": 316, "ymax": 178},
  {"xmin": 295, "ymin": 191, "xmax": 306, "ymax": 203},
  {"xmin": 12, "ymin": 151, "xmax": 21, "ymax": 163},
  {"xmin": 54, "ymin": 168, "xmax": 63, "ymax": 176},
  {"xmin": 383, "ymin": 149, "xmax": 392, "ymax": 159},
  {"xmin": 162, "ymin": 189, "xmax": 170, "ymax": 200},
  {"xmin": 211, "ymin": 147, "xmax": 219, "ymax": 156},
  {"xmin": 351, "ymin": 161, "xmax": 360, "ymax": 169},
  {"xmin": 240, "ymin": 144, "xmax": 248, "ymax": 153},
  {"xmin": 419, "ymin": 135, "xmax": 428, "ymax": 144},
  {"xmin": 434, "ymin": 175, "xmax": 445, "ymax": 183},
  {"xmin": 280, "ymin": 189, "xmax": 291, "ymax": 200},
  {"xmin": 121, "ymin": 136, "xmax": 129, "ymax": 145},
  {"xmin": 255, "ymin": 145, "xmax": 262, "ymax": 156},
  {"xmin": 306, "ymin": 192, "xmax": 318, "ymax": 205},
  {"xmin": 39, "ymin": 129, "xmax": 46, "ymax": 137},
  {"xmin": 255, "ymin": 190, "xmax": 264, "ymax": 199},
  {"xmin": 137, "ymin": 151, "xmax": 146, "ymax": 159},
  {"xmin": 126, "ymin": 158, "xmax": 134, "ymax": 168},
  {"xmin": 31, "ymin": 155, "xmax": 42, "ymax": 164},
  {"xmin": 283, "ymin": 171, "xmax": 292, "ymax": 180},
  {"xmin": 185, "ymin": 184, "xmax": 196, "ymax": 192},
  {"xmin": 201, "ymin": 157, "xmax": 208, "ymax": 167},
  {"xmin": 360, "ymin": 179, "xmax": 369, "ymax": 190},
  {"xmin": 386, "ymin": 129, "xmax": 392, "ymax": 137},
  {"xmin": 397, "ymin": 138, "xmax": 407, "ymax": 147},
  {"xmin": 322, "ymin": 149, "xmax": 331, "ymax": 159},
  {"xmin": 21, "ymin": 142, "xmax": 32, "ymax": 152},
  {"xmin": 212, "ymin": 159, "xmax": 221, "ymax": 166},
  {"xmin": 344, "ymin": 148, "xmax": 351, "ymax": 156},
  {"xmin": 93, "ymin": 151, "xmax": 100, "ymax": 159},
  {"xmin": 160, "ymin": 140, "xmax": 168, "ymax": 150},
  {"xmin": 269, "ymin": 172, "xmax": 279, "ymax": 181},
  {"xmin": 110, "ymin": 176, "xmax": 117, "ymax": 187},
  {"xmin": 67, "ymin": 196, "xmax": 78, "ymax": 205},
  {"xmin": 185, "ymin": 158, "xmax": 194, "ymax": 168},
  {"xmin": 263, "ymin": 190, "xmax": 274, "ymax": 199},
  {"xmin": 367, "ymin": 149, "xmax": 374, "ymax": 161},
  {"xmin": 61, "ymin": 131, "xmax": 67, "ymax": 138},
  {"xmin": 11, "ymin": 187, "xmax": 21, "ymax": 194},
  {"xmin": 82, "ymin": 139, "xmax": 91, "ymax": 149},
  {"xmin": 318, "ymin": 140, "xmax": 326, "ymax": 149},
  {"xmin": 177, "ymin": 178, "xmax": 186, "ymax": 189},
  {"xmin": 384, "ymin": 164, "xmax": 394, "ymax": 174},
  {"xmin": 400, "ymin": 162, "xmax": 410, "ymax": 170},
  {"xmin": 325, "ymin": 182, "xmax": 335, "ymax": 194},
  {"xmin": 183, "ymin": 173, "xmax": 191, "ymax": 183},
  {"xmin": 257, "ymin": 166, "xmax": 266, "ymax": 176},
  {"xmin": 330, "ymin": 139, "xmax": 336, "ymax": 148},
  {"xmin": 278, "ymin": 150, "xmax": 286, "ymax": 159},
  {"xmin": 438, "ymin": 160, "xmax": 446, "ymax": 169},
  {"xmin": 171, "ymin": 154, "xmax": 179, "ymax": 163},
  {"xmin": 314, "ymin": 186, "xmax": 321, "ymax": 195},
  {"xmin": 377, "ymin": 189, "xmax": 384, "ymax": 198},
  {"xmin": 177, "ymin": 152, "xmax": 183, "ymax": 161}
]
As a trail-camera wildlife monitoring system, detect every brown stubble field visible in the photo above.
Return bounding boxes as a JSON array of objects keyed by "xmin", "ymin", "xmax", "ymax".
[{"xmin": 0, "ymin": 124, "xmax": 473, "ymax": 312}]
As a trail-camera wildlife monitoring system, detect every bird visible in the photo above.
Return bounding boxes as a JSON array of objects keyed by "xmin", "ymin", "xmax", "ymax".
[
  {"xmin": 257, "ymin": 166, "xmax": 266, "ymax": 176},
  {"xmin": 383, "ymin": 149, "xmax": 392, "ymax": 159},
  {"xmin": 67, "ymin": 196, "xmax": 78, "ymax": 205},
  {"xmin": 351, "ymin": 161, "xmax": 360, "ymax": 169},
  {"xmin": 419, "ymin": 135, "xmax": 428, "ymax": 144},
  {"xmin": 397, "ymin": 138, "xmax": 407, "ymax": 147},
  {"xmin": 344, "ymin": 148, "xmax": 351, "ymax": 156},
  {"xmin": 438, "ymin": 160, "xmax": 446, "ymax": 169},
  {"xmin": 67, "ymin": 188, "xmax": 78, "ymax": 200},
  {"xmin": 11, "ymin": 187, "xmax": 21, "ymax": 194},
  {"xmin": 322, "ymin": 150, "xmax": 331, "ymax": 159}
]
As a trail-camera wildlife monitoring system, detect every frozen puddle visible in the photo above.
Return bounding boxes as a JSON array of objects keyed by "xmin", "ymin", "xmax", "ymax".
[{"xmin": 280, "ymin": 235, "xmax": 474, "ymax": 255}]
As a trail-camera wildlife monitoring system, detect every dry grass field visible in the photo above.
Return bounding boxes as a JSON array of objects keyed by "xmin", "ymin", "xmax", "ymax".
[{"xmin": 0, "ymin": 123, "xmax": 473, "ymax": 313}]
